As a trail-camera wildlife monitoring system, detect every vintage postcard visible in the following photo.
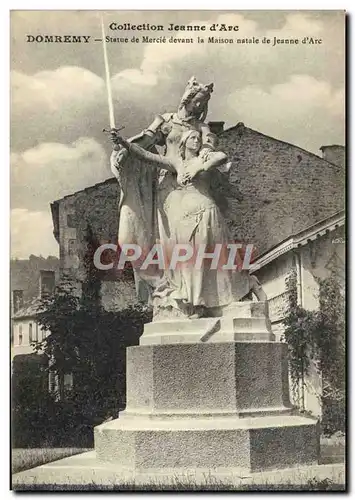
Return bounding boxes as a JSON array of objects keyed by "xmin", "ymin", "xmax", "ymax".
[{"xmin": 10, "ymin": 10, "xmax": 346, "ymax": 491}]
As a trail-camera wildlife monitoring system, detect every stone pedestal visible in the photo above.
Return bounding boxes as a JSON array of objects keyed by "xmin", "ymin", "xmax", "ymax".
[{"xmin": 94, "ymin": 302, "xmax": 320, "ymax": 474}]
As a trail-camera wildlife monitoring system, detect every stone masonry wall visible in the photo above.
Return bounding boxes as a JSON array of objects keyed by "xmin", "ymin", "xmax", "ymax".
[
  {"xmin": 56, "ymin": 178, "xmax": 137, "ymax": 311},
  {"xmin": 218, "ymin": 123, "xmax": 345, "ymax": 257}
]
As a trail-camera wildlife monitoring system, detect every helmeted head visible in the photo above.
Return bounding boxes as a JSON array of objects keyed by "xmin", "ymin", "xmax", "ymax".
[{"xmin": 178, "ymin": 76, "xmax": 214, "ymax": 121}]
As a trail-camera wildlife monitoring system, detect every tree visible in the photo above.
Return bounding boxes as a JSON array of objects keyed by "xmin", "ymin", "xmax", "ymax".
[
  {"xmin": 282, "ymin": 269, "xmax": 318, "ymax": 410},
  {"xmin": 35, "ymin": 274, "xmax": 152, "ymax": 421},
  {"xmin": 20, "ymin": 251, "xmax": 152, "ymax": 447},
  {"xmin": 314, "ymin": 275, "xmax": 345, "ymax": 434},
  {"xmin": 34, "ymin": 277, "xmax": 81, "ymax": 397}
]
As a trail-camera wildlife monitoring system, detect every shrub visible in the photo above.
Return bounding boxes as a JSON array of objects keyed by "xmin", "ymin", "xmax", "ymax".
[{"xmin": 282, "ymin": 269, "xmax": 345, "ymax": 434}]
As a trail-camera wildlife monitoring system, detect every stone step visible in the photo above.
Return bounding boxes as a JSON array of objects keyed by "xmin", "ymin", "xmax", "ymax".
[
  {"xmin": 144, "ymin": 317, "xmax": 220, "ymax": 336},
  {"xmin": 221, "ymin": 316, "xmax": 271, "ymax": 332},
  {"xmin": 12, "ymin": 452, "xmax": 345, "ymax": 489},
  {"xmin": 94, "ymin": 414, "xmax": 320, "ymax": 472},
  {"xmin": 221, "ymin": 301, "xmax": 270, "ymax": 319},
  {"xmin": 141, "ymin": 314, "xmax": 272, "ymax": 345},
  {"xmin": 118, "ymin": 406, "xmax": 295, "ymax": 420},
  {"xmin": 141, "ymin": 331, "xmax": 274, "ymax": 345},
  {"xmin": 206, "ymin": 332, "xmax": 275, "ymax": 342}
]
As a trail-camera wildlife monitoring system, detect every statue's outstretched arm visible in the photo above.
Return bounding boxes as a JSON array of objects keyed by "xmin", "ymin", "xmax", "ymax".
[
  {"xmin": 111, "ymin": 130, "xmax": 176, "ymax": 173},
  {"xmin": 129, "ymin": 143, "xmax": 176, "ymax": 173}
]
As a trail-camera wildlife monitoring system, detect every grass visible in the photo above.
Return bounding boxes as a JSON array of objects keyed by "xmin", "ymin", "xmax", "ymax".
[
  {"xmin": 12, "ymin": 448, "xmax": 91, "ymax": 474},
  {"xmin": 13, "ymin": 478, "xmax": 345, "ymax": 492}
]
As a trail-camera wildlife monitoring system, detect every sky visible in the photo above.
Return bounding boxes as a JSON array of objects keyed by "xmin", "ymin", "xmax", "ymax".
[{"xmin": 10, "ymin": 10, "xmax": 345, "ymax": 258}]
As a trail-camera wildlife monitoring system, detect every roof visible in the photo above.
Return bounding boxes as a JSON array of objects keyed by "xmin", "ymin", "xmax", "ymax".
[
  {"xmin": 51, "ymin": 176, "xmax": 117, "ymax": 205},
  {"xmin": 250, "ymin": 210, "xmax": 345, "ymax": 272},
  {"xmin": 12, "ymin": 297, "xmax": 44, "ymax": 320},
  {"xmin": 223, "ymin": 122, "xmax": 344, "ymax": 168},
  {"xmin": 50, "ymin": 176, "xmax": 117, "ymax": 244}
]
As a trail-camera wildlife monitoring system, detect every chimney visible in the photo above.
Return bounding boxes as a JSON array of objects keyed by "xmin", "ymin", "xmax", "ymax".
[
  {"xmin": 320, "ymin": 145, "xmax": 345, "ymax": 168},
  {"xmin": 207, "ymin": 121, "xmax": 225, "ymax": 135},
  {"xmin": 12, "ymin": 290, "xmax": 24, "ymax": 314},
  {"xmin": 39, "ymin": 270, "xmax": 55, "ymax": 297}
]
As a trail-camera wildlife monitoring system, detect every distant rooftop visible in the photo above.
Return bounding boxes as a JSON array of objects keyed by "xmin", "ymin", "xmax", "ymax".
[{"xmin": 12, "ymin": 297, "xmax": 43, "ymax": 320}]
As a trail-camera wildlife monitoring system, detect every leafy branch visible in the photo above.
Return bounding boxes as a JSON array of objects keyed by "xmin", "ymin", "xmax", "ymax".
[{"xmin": 282, "ymin": 266, "xmax": 345, "ymax": 434}]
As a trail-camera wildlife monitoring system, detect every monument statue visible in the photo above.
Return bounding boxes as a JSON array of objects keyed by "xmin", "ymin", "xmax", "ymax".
[
  {"xmin": 97, "ymin": 77, "xmax": 319, "ymax": 479},
  {"xmin": 110, "ymin": 77, "xmax": 266, "ymax": 318}
]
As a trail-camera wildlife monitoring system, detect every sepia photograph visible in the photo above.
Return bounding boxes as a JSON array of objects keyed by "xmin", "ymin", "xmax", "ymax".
[{"xmin": 10, "ymin": 9, "xmax": 346, "ymax": 491}]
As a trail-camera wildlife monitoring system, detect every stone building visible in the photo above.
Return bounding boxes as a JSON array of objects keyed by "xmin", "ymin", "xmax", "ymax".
[
  {"xmin": 51, "ymin": 179, "xmax": 137, "ymax": 312},
  {"xmin": 12, "ymin": 270, "xmax": 55, "ymax": 357},
  {"xmin": 51, "ymin": 122, "xmax": 345, "ymax": 307},
  {"xmin": 250, "ymin": 211, "xmax": 345, "ymax": 336},
  {"xmin": 216, "ymin": 123, "xmax": 344, "ymax": 257},
  {"xmin": 11, "ymin": 255, "xmax": 60, "ymax": 309},
  {"xmin": 11, "ymin": 269, "xmax": 75, "ymax": 396},
  {"xmin": 12, "ymin": 300, "xmax": 47, "ymax": 356},
  {"xmin": 11, "ymin": 256, "xmax": 60, "ymax": 352},
  {"xmin": 250, "ymin": 210, "xmax": 345, "ymax": 416}
]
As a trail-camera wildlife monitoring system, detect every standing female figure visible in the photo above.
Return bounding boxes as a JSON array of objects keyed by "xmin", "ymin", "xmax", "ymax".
[{"xmin": 112, "ymin": 128, "xmax": 242, "ymax": 318}]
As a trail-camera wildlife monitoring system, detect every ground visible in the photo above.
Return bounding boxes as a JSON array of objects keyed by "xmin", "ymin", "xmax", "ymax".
[
  {"xmin": 12, "ymin": 448, "xmax": 90, "ymax": 474},
  {"xmin": 11, "ymin": 434, "xmax": 345, "ymax": 491}
]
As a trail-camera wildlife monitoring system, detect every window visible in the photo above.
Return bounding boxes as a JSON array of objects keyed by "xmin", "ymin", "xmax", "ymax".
[
  {"xmin": 64, "ymin": 373, "xmax": 73, "ymax": 391},
  {"xmin": 35, "ymin": 323, "xmax": 39, "ymax": 342},
  {"xmin": 40, "ymin": 271, "xmax": 55, "ymax": 297},
  {"xmin": 29, "ymin": 323, "xmax": 33, "ymax": 343},
  {"xmin": 18, "ymin": 324, "xmax": 23, "ymax": 345}
]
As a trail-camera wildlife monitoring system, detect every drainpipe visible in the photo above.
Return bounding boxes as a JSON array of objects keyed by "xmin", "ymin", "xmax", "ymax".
[
  {"xmin": 294, "ymin": 248, "xmax": 305, "ymax": 410},
  {"xmin": 295, "ymin": 249, "xmax": 303, "ymax": 307}
]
